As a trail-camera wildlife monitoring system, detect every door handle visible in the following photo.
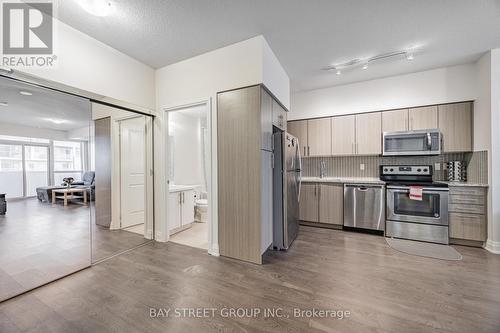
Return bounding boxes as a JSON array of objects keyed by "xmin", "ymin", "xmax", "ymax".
[
  {"xmin": 304, "ymin": 146, "xmax": 306, "ymax": 156},
  {"xmin": 308, "ymin": 146, "xmax": 310, "ymax": 156},
  {"xmin": 357, "ymin": 187, "xmax": 369, "ymax": 192}
]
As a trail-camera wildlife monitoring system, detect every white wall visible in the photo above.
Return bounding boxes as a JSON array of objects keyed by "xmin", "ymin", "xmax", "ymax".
[
  {"xmin": 262, "ymin": 39, "xmax": 290, "ymax": 110},
  {"xmin": 16, "ymin": 19, "xmax": 155, "ymax": 111},
  {"xmin": 289, "ymin": 64, "xmax": 477, "ymax": 120},
  {"xmin": 154, "ymin": 36, "xmax": 290, "ymax": 254},
  {"xmin": 475, "ymin": 54, "xmax": 492, "ymax": 151},
  {"xmin": 486, "ymin": 49, "xmax": 500, "ymax": 254}
]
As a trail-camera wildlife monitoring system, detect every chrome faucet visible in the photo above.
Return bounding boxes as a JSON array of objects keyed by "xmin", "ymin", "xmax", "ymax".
[{"xmin": 320, "ymin": 160, "xmax": 327, "ymax": 178}]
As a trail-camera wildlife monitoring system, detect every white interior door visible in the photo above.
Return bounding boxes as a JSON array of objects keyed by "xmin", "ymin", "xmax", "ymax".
[{"xmin": 120, "ymin": 117, "xmax": 146, "ymax": 229}]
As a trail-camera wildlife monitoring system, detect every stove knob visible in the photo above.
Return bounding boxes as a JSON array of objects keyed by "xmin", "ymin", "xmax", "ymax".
[
  {"xmin": 389, "ymin": 168, "xmax": 394, "ymax": 172},
  {"xmin": 417, "ymin": 168, "xmax": 421, "ymax": 172},
  {"xmin": 423, "ymin": 168, "xmax": 428, "ymax": 172},
  {"xmin": 384, "ymin": 168, "xmax": 388, "ymax": 172}
]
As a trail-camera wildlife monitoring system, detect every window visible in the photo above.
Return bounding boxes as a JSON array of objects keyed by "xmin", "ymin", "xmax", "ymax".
[
  {"xmin": 0, "ymin": 144, "xmax": 23, "ymax": 198},
  {"xmin": 53, "ymin": 141, "xmax": 84, "ymax": 185}
]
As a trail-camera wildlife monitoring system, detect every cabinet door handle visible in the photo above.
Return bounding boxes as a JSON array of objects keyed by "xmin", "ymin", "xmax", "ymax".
[
  {"xmin": 179, "ymin": 193, "xmax": 182, "ymax": 205},
  {"xmin": 308, "ymin": 146, "xmax": 310, "ymax": 156},
  {"xmin": 304, "ymin": 146, "xmax": 306, "ymax": 156}
]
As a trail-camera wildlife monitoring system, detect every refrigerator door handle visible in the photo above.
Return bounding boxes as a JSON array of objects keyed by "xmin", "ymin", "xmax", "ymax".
[{"xmin": 296, "ymin": 141, "xmax": 302, "ymax": 202}]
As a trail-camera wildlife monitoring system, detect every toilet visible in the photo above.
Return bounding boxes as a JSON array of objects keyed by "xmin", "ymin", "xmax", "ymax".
[{"xmin": 195, "ymin": 198, "xmax": 208, "ymax": 223}]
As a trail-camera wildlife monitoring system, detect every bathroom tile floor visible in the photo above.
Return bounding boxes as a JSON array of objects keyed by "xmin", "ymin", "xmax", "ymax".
[{"xmin": 170, "ymin": 221, "xmax": 208, "ymax": 250}]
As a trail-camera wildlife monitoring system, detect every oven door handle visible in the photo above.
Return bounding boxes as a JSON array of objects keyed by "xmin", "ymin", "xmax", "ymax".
[{"xmin": 387, "ymin": 186, "xmax": 449, "ymax": 192}]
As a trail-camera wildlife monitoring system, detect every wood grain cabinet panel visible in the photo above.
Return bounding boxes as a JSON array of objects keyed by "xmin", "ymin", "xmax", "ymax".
[
  {"xmin": 299, "ymin": 183, "xmax": 319, "ymax": 222},
  {"xmin": 409, "ymin": 106, "xmax": 438, "ymax": 130},
  {"xmin": 438, "ymin": 102, "xmax": 472, "ymax": 152},
  {"xmin": 307, "ymin": 118, "xmax": 332, "ymax": 156},
  {"xmin": 449, "ymin": 213, "xmax": 486, "ymax": 241},
  {"xmin": 287, "ymin": 120, "xmax": 308, "ymax": 156},
  {"xmin": 355, "ymin": 112, "xmax": 382, "ymax": 155},
  {"xmin": 272, "ymin": 99, "xmax": 287, "ymax": 131},
  {"xmin": 382, "ymin": 109, "xmax": 409, "ymax": 132},
  {"xmin": 319, "ymin": 184, "xmax": 343, "ymax": 225},
  {"xmin": 217, "ymin": 86, "xmax": 262, "ymax": 264},
  {"xmin": 260, "ymin": 88, "xmax": 273, "ymax": 151},
  {"xmin": 448, "ymin": 186, "xmax": 487, "ymax": 242},
  {"xmin": 331, "ymin": 115, "xmax": 356, "ymax": 155}
]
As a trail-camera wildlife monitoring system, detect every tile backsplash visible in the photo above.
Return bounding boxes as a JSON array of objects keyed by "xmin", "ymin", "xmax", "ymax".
[{"xmin": 302, "ymin": 151, "xmax": 488, "ymax": 184}]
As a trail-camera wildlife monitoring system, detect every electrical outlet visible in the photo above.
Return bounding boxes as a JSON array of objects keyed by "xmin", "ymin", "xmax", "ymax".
[
  {"xmin": 434, "ymin": 163, "xmax": 441, "ymax": 171},
  {"xmin": 360, "ymin": 163, "xmax": 365, "ymax": 171}
]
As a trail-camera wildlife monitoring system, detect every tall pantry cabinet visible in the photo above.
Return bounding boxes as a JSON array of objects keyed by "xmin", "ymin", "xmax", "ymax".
[{"xmin": 217, "ymin": 85, "xmax": 285, "ymax": 264}]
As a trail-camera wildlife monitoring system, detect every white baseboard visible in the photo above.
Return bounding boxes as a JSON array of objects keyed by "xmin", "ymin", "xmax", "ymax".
[
  {"xmin": 485, "ymin": 239, "xmax": 500, "ymax": 254},
  {"xmin": 208, "ymin": 243, "xmax": 220, "ymax": 257}
]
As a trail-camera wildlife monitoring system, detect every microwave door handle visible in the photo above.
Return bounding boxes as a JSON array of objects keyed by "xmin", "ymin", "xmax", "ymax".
[{"xmin": 427, "ymin": 133, "xmax": 432, "ymax": 150}]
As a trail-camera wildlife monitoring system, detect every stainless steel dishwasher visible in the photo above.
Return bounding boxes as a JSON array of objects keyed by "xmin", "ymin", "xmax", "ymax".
[{"xmin": 344, "ymin": 184, "xmax": 385, "ymax": 231}]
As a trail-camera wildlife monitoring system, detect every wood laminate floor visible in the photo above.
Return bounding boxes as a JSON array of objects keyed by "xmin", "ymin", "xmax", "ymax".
[
  {"xmin": 1, "ymin": 226, "xmax": 500, "ymax": 333},
  {"xmin": 0, "ymin": 198, "xmax": 149, "ymax": 301}
]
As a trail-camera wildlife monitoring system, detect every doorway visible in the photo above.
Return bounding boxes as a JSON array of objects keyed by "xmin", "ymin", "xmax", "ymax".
[
  {"xmin": 165, "ymin": 102, "xmax": 211, "ymax": 251},
  {"xmin": 90, "ymin": 105, "xmax": 154, "ymax": 263}
]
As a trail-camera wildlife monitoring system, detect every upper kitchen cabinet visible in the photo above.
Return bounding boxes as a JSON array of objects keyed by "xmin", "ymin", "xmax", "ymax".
[
  {"xmin": 308, "ymin": 118, "xmax": 332, "ymax": 156},
  {"xmin": 331, "ymin": 115, "xmax": 356, "ymax": 155},
  {"xmin": 409, "ymin": 106, "xmax": 438, "ymax": 130},
  {"xmin": 287, "ymin": 120, "xmax": 308, "ymax": 156},
  {"xmin": 438, "ymin": 102, "xmax": 472, "ymax": 152},
  {"xmin": 382, "ymin": 109, "xmax": 409, "ymax": 132},
  {"xmin": 261, "ymin": 88, "xmax": 273, "ymax": 151},
  {"xmin": 356, "ymin": 112, "xmax": 382, "ymax": 155},
  {"xmin": 272, "ymin": 99, "xmax": 287, "ymax": 131}
]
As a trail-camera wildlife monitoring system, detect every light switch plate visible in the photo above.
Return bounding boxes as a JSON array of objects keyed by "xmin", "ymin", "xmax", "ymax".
[
  {"xmin": 434, "ymin": 163, "xmax": 441, "ymax": 171},
  {"xmin": 360, "ymin": 163, "xmax": 365, "ymax": 170}
]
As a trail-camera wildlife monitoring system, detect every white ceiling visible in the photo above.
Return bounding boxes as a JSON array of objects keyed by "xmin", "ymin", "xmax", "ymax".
[
  {"xmin": 55, "ymin": 0, "xmax": 500, "ymax": 92},
  {"xmin": 0, "ymin": 77, "xmax": 91, "ymax": 131}
]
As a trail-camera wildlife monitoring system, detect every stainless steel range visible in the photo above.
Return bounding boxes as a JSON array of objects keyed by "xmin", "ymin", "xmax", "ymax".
[{"xmin": 381, "ymin": 165, "xmax": 449, "ymax": 244}]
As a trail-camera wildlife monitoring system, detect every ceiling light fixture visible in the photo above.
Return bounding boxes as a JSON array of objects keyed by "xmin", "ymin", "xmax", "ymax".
[
  {"xmin": 45, "ymin": 118, "xmax": 68, "ymax": 125},
  {"xmin": 0, "ymin": 102, "xmax": 8, "ymax": 107},
  {"xmin": 324, "ymin": 48, "xmax": 418, "ymax": 75},
  {"xmin": 77, "ymin": 0, "xmax": 113, "ymax": 17},
  {"xmin": 19, "ymin": 91, "xmax": 33, "ymax": 96}
]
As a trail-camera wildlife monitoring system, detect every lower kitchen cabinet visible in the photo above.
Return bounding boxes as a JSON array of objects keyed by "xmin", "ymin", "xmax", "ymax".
[
  {"xmin": 318, "ymin": 184, "xmax": 343, "ymax": 225},
  {"xmin": 299, "ymin": 182, "xmax": 343, "ymax": 226},
  {"xmin": 299, "ymin": 183, "xmax": 319, "ymax": 222},
  {"xmin": 448, "ymin": 186, "xmax": 487, "ymax": 243}
]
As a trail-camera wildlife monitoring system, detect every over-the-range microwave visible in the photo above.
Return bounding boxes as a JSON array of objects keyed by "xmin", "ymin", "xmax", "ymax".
[{"xmin": 382, "ymin": 129, "xmax": 442, "ymax": 156}]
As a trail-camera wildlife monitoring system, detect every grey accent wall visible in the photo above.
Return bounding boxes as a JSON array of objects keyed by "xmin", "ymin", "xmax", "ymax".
[{"xmin": 303, "ymin": 151, "xmax": 488, "ymax": 184}]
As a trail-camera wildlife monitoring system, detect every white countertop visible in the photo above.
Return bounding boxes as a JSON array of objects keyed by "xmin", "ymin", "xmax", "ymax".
[
  {"xmin": 301, "ymin": 177, "xmax": 385, "ymax": 185},
  {"xmin": 169, "ymin": 184, "xmax": 199, "ymax": 192},
  {"xmin": 435, "ymin": 181, "xmax": 489, "ymax": 188}
]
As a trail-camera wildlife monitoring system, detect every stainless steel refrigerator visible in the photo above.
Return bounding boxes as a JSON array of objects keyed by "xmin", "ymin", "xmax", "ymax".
[{"xmin": 273, "ymin": 131, "xmax": 302, "ymax": 250}]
